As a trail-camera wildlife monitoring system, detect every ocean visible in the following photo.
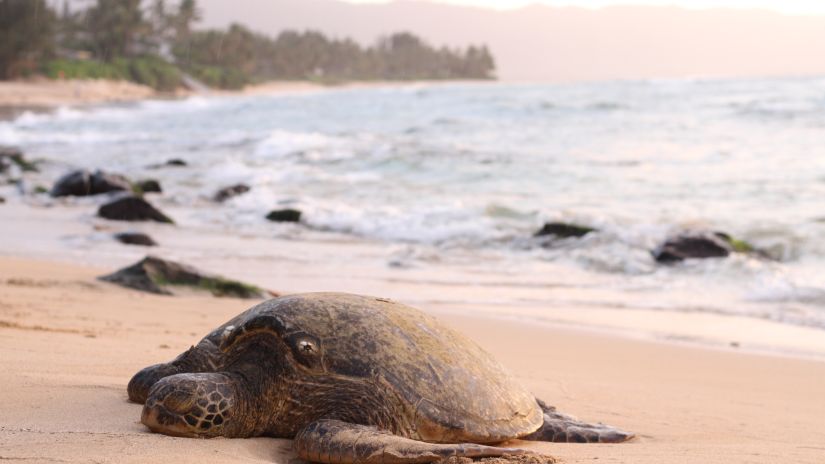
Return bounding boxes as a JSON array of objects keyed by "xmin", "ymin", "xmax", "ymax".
[{"xmin": 2, "ymin": 77, "xmax": 825, "ymax": 344}]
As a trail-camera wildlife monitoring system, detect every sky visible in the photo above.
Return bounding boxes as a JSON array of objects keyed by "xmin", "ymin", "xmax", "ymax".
[
  {"xmin": 196, "ymin": 0, "xmax": 825, "ymax": 81},
  {"xmin": 345, "ymin": 0, "xmax": 825, "ymax": 15}
]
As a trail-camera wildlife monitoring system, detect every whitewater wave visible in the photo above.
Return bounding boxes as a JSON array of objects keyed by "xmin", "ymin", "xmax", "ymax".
[{"xmin": 5, "ymin": 77, "xmax": 825, "ymax": 330}]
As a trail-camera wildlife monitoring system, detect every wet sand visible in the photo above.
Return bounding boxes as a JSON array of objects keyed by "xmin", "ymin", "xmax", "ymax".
[{"xmin": 0, "ymin": 255, "xmax": 823, "ymax": 463}]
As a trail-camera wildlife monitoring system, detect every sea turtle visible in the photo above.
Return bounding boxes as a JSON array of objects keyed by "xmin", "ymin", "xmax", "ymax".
[{"xmin": 129, "ymin": 293, "xmax": 632, "ymax": 463}]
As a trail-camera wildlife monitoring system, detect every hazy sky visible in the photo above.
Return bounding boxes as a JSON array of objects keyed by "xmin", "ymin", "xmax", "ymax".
[
  {"xmin": 345, "ymin": 0, "xmax": 825, "ymax": 15},
  {"xmin": 198, "ymin": 0, "xmax": 825, "ymax": 81}
]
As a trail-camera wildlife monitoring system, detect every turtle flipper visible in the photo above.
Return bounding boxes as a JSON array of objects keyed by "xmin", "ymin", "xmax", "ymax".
[
  {"xmin": 294, "ymin": 419, "xmax": 537, "ymax": 464},
  {"xmin": 128, "ymin": 340, "xmax": 222, "ymax": 404},
  {"xmin": 521, "ymin": 399, "xmax": 633, "ymax": 443}
]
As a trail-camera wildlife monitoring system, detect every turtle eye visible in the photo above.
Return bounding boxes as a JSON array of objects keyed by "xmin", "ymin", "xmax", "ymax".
[
  {"xmin": 297, "ymin": 339, "xmax": 317, "ymax": 354},
  {"xmin": 287, "ymin": 333, "xmax": 323, "ymax": 370}
]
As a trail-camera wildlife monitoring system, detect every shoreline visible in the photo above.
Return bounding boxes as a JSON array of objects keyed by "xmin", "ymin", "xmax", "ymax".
[
  {"xmin": 0, "ymin": 199, "xmax": 824, "ymax": 363},
  {"xmin": 5, "ymin": 252, "xmax": 825, "ymax": 363},
  {"xmin": 0, "ymin": 78, "xmax": 160, "ymax": 110},
  {"xmin": 0, "ymin": 255, "xmax": 823, "ymax": 463},
  {"xmin": 2, "ymin": 77, "xmax": 824, "ymax": 365},
  {"xmin": 0, "ymin": 78, "xmax": 492, "ymax": 116}
]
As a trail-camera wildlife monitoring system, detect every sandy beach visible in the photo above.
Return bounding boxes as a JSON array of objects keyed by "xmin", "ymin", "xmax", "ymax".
[
  {"xmin": 0, "ymin": 79, "xmax": 159, "ymax": 109},
  {"xmin": 2, "ymin": 75, "xmax": 825, "ymax": 464},
  {"xmin": 0, "ymin": 78, "xmax": 347, "ymax": 111},
  {"xmin": 0, "ymin": 78, "xmax": 460, "ymax": 112},
  {"xmin": 1, "ymin": 255, "xmax": 823, "ymax": 464},
  {"xmin": 4, "ymin": 0, "xmax": 825, "ymax": 462}
]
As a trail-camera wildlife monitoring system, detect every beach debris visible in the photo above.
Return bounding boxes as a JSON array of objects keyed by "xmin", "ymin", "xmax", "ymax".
[
  {"xmin": 0, "ymin": 146, "xmax": 38, "ymax": 173},
  {"xmin": 653, "ymin": 231, "xmax": 767, "ymax": 262},
  {"xmin": 98, "ymin": 195, "xmax": 174, "ymax": 223},
  {"xmin": 214, "ymin": 183, "xmax": 250, "ymax": 202},
  {"xmin": 114, "ymin": 232, "xmax": 158, "ymax": 247},
  {"xmin": 99, "ymin": 255, "xmax": 268, "ymax": 298},
  {"xmin": 534, "ymin": 222, "xmax": 596, "ymax": 239},
  {"xmin": 50, "ymin": 169, "xmax": 132, "ymax": 197},
  {"xmin": 135, "ymin": 179, "xmax": 162, "ymax": 194},
  {"xmin": 266, "ymin": 208, "xmax": 302, "ymax": 223}
]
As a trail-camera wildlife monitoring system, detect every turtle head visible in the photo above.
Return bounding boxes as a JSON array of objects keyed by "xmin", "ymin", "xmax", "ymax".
[
  {"xmin": 128, "ymin": 342, "xmax": 222, "ymax": 404},
  {"xmin": 141, "ymin": 372, "xmax": 250, "ymax": 438},
  {"xmin": 141, "ymin": 309, "xmax": 322, "ymax": 438}
]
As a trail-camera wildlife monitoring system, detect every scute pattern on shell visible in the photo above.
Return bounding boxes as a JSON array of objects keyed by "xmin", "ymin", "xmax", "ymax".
[{"xmin": 223, "ymin": 293, "xmax": 544, "ymax": 443}]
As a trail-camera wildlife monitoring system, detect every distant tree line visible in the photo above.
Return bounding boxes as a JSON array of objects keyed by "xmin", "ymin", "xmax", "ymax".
[{"xmin": 0, "ymin": 0, "xmax": 496, "ymax": 90}]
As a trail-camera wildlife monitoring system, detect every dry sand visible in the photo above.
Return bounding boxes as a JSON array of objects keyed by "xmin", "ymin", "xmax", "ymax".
[
  {"xmin": 0, "ymin": 79, "xmax": 333, "ymax": 109},
  {"xmin": 0, "ymin": 255, "xmax": 823, "ymax": 463},
  {"xmin": 0, "ymin": 79, "xmax": 158, "ymax": 108},
  {"xmin": 0, "ymin": 78, "xmax": 452, "ymax": 111}
]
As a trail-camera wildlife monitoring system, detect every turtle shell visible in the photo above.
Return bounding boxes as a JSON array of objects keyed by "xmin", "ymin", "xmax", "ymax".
[{"xmin": 222, "ymin": 292, "xmax": 543, "ymax": 443}]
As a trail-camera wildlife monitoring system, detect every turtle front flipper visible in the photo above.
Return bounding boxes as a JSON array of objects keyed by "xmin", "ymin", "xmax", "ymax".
[
  {"xmin": 128, "ymin": 340, "xmax": 223, "ymax": 403},
  {"xmin": 294, "ymin": 419, "xmax": 541, "ymax": 464},
  {"xmin": 521, "ymin": 399, "xmax": 634, "ymax": 443}
]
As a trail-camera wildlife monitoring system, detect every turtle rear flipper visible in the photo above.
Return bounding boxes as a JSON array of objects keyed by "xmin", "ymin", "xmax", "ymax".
[
  {"xmin": 521, "ymin": 400, "xmax": 633, "ymax": 444},
  {"xmin": 294, "ymin": 419, "xmax": 545, "ymax": 464}
]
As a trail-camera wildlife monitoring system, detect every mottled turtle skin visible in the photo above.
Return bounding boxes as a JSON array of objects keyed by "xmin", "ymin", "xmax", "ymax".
[{"xmin": 130, "ymin": 293, "xmax": 632, "ymax": 463}]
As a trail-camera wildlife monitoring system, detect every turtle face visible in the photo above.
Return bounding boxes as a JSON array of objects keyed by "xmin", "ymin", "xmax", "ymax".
[
  {"xmin": 128, "ymin": 362, "xmax": 183, "ymax": 404},
  {"xmin": 141, "ymin": 373, "xmax": 238, "ymax": 438}
]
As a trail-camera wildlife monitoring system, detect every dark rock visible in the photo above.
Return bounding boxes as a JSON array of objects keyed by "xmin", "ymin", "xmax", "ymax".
[
  {"xmin": 98, "ymin": 255, "xmax": 267, "ymax": 299},
  {"xmin": 135, "ymin": 179, "xmax": 162, "ymax": 194},
  {"xmin": 214, "ymin": 184, "xmax": 250, "ymax": 202},
  {"xmin": 266, "ymin": 208, "xmax": 302, "ymax": 223},
  {"xmin": 148, "ymin": 158, "xmax": 188, "ymax": 169},
  {"xmin": 0, "ymin": 196, "xmax": 5, "ymax": 204},
  {"xmin": 50, "ymin": 169, "xmax": 132, "ymax": 197},
  {"xmin": 51, "ymin": 170, "xmax": 90, "ymax": 196},
  {"xmin": 0, "ymin": 149, "xmax": 13, "ymax": 173},
  {"xmin": 654, "ymin": 232, "xmax": 733, "ymax": 263},
  {"xmin": 0, "ymin": 146, "xmax": 37, "ymax": 173},
  {"xmin": 654, "ymin": 231, "xmax": 772, "ymax": 263},
  {"xmin": 98, "ymin": 196, "xmax": 174, "ymax": 223},
  {"xmin": 114, "ymin": 232, "xmax": 158, "ymax": 247},
  {"xmin": 535, "ymin": 222, "xmax": 596, "ymax": 238}
]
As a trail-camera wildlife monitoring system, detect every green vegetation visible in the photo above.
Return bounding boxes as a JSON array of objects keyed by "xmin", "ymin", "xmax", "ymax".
[
  {"xmin": 150, "ymin": 271, "xmax": 264, "ymax": 299},
  {"xmin": 196, "ymin": 277, "xmax": 264, "ymax": 299},
  {"xmin": 10, "ymin": 154, "xmax": 39, "ymax": 172},
  {"xmin": 175, "ymin": 26, "xmax": 496, "ymax": 87},
  {"xmin": 42, "ymin": 57, "xmax": 181, "ymax": 90},
  {"xmin": 187, "ymin": 65, "xmax": 248, "ymax": 90},
  {"xmin": 130, "ymin": 181, "xmax": 144, "ymax": 196},
  {"xmin": 727, "ymin": 237, "xmax": 756, "ymax": 254},
  {"xmin": 0, "ymin": 0, "xmax": 496, "ymax": 90},
  {"xmin": 0, "ymin": 0, "xmax": 55, "ymax": 79}
]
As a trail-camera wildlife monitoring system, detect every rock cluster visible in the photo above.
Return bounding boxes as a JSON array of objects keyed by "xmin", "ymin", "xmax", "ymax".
[{"xmin": 99, "ymin": 255, "xmax": 269, "ymax": 299}]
